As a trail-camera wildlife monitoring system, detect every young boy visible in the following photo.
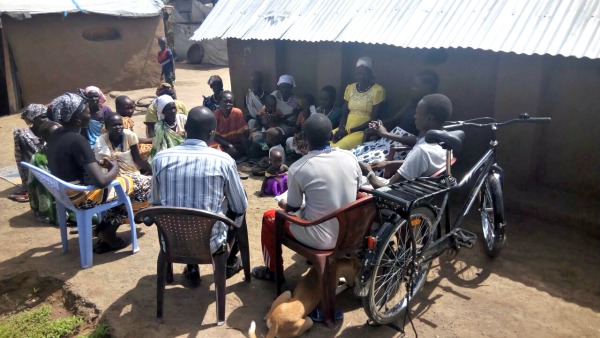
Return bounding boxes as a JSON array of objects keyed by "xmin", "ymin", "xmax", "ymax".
[
  {"xmin": 157, "ymin": 37, "xmax": 175, "ymax": 86},
  {"xmin": 114, "ymin": 95, "xmax": 152, "ymax": 160},
  {"xmin": 361, "ymin": 94, "xmax": 452, "ymax": 187},
  {"xmin": 251, "ymin": 127, "xmax": 287, "ymax": 175}
]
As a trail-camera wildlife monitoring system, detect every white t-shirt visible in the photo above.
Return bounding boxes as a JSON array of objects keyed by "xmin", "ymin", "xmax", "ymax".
[
  {"xmin": 287, "ymin": 148, "xmax": 361, "ymax": 250},
  {"xmin": 94, "ymin": 129, "xmax": 140, "ymax": 175},
  {"xmin": 398, "ymin": 137, "xmax": 446, "ymax": 180}
]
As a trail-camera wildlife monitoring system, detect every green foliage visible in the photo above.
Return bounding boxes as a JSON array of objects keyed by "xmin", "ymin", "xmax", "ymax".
[
  {"xmin": 0, "ymin": 305, "xmax": 84, "ymax": 338},
  {"xmin": 80, "ymin": 324, "xmax": 110, "ymax": 338}
]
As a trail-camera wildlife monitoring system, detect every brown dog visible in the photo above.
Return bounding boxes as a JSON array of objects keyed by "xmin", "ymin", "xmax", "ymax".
[{"xmin": 248, "ymin": 257, "xmax": 362, "ymax": 338}]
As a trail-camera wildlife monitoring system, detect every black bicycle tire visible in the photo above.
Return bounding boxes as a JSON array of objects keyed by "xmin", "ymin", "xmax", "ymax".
[
  {"xmin": 362, "ymin": 206, "xmax": 436, "ymax": 325},
  {"xmin": 480, "ymin": 174, "xmax": 505, "ymax": 258},
  {"xmin": 135, "ymin": 95, "xmax": 157, "ymax": 108}
]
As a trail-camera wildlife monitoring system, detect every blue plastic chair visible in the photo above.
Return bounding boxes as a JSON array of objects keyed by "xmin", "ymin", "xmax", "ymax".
[{"xmin": 21, "ymin": 162, "xmax": 140, "ymax": 268}]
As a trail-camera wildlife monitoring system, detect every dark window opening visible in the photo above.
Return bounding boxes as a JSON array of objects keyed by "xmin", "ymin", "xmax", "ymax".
[{"xmin": 82, "ymin": 27, "xmax": 121, "ymax": 41}]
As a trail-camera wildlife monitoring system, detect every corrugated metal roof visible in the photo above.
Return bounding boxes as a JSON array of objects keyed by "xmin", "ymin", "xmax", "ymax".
[
  {"xmin": 0, "ymin": 0, "xmax": 163, "ymax": 18},
  {"xmin": 190, "ymin": 0, "xmax": 600, "ymax": 59}
]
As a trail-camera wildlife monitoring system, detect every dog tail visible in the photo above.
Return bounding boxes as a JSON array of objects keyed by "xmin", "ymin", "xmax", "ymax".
[{"xmin": 248, "ymin": 320, "xmax": 257, "ymax": 338}]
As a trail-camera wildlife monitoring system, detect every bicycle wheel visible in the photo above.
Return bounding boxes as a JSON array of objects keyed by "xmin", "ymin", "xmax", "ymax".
[
  {"xmin": 480, "ymin": 174, "xmax": 505, "ymax": 258},
  {"xmin": 362, "ymin": 206, "xmax": 436, "ymax": 324}
]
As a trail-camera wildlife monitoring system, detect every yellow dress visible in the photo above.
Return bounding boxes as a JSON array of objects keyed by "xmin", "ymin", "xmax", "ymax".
[{"xmin": 331, "ymin": 83, "xmax": 385, "ymax": 150}]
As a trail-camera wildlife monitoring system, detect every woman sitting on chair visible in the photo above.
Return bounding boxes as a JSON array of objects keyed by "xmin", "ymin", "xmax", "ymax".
[
  {"xmin": 46, "ymin": 93, "xmax": 150, "ymax": 254},
  {"xmin": 331, "ymin": 57, "xmax": 386, "ymax": 150}
]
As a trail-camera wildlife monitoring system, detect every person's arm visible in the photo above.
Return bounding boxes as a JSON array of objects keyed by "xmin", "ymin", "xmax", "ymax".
[
  {"xmin": 150, "ymin": 162, "xmax": 161, "ymax": 206},
  {"xmin": 281, "ymin": 169, "xmax": 302, "ymax": 213},
  {"xmin": 224, "ymin": 162, "xmax": 248, "ymax": 217},
  {"xmin": 83, "ymin": 160, "xmax": 119, "ymax": 188},
  {"xmin": 371, "ymin": 120, "xmax": 417, "ymax": 146},
  {"xmin": 359, "ymin": 162, "xmax": 404, "ymax": 189},
  {"xmin": 371, "ymin": 160, "xmax": 404, "ymax": 171},
  {"xmin": 214, "ymin": 135, "xmax": 232, "ymax": 148},
  {"xmin": 131, "ymin": 144, "xmax": 152, "ymax": 174},
  {"xmin": 333, "ymin": 101, "xmax": 350, "ymax": 142}
]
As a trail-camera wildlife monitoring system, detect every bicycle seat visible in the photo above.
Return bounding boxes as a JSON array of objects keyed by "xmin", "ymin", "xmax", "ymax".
[{"xmin": 425, "ymin": 130, "xmax": 465, "ymax": 151}]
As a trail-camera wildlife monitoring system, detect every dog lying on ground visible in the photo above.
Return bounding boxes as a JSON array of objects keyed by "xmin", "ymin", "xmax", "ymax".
[{"xmin": 248, "ymin": 257, "xmax": 362, "ymax": 338}]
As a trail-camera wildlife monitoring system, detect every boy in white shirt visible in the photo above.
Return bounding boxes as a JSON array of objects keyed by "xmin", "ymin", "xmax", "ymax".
[{"xmin": 362, "ymin": 94, "xmax": 452, "ymax": 187}]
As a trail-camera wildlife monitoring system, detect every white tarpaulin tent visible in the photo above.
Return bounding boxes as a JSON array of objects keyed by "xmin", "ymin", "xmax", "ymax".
[
  {"xmin": 0, "ymin": 0, "xmax": 163, "ymax": 18},
  {"xmin": 172, "ymin": 0, "xmax": 228, "ymax": 66}
]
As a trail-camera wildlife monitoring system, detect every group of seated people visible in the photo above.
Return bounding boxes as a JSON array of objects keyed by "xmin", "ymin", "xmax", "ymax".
[{"xmin": 10, "ymin": 55, "xmax": 454, "ymax": 319}]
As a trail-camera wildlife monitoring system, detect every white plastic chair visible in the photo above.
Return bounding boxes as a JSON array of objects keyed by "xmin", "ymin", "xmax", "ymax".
[{"xmin": 21, "ymin": 162, "xmax": 140, "ymax": 268}]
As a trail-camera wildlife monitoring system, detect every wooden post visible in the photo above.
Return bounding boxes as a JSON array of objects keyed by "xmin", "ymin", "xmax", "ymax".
[{"xmin": 2, "ymin": 28, "xmax": 18, "ymax": 114}]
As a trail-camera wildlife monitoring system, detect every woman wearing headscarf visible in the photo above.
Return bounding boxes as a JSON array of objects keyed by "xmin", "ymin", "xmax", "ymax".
[
  {"xmin": 271, "ymin": 74, "xmax": 299, "ymax": 126},
  {"xmin": 331, "ymin": 57, "xmax": 385, "ymax": 150},
  {"xmin": 144, "ymin": 82, "xmax": 189, "ymax": 137},
  {"xmin": 148, "ymin": 94, "xmax": 187, "ymax": 162},
  {"xmin": 80, "ymin": 86, "xmax": 113, "ymax": 148},
  {"xmin": 9, "ymin": 104, "xmax": 48, "ymax": 202},
  {"xmin": 46, "ymin": 93, "xmax": 150, "ymax": 253}
]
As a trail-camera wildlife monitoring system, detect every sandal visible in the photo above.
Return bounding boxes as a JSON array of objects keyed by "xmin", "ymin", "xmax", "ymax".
[
  {"xmin": 8, "ymin": 191, "xmax": 29, "ymax": 203},
  {"xmin": 251, "ymin": 266, "xmax": 284, "ymax": 282},
  {"xmin": 93, "ymin": 238, "xmax": 127, "ymax": 254},
  {"xmin": 226, "ymin": 256, "xmax": 243, "ymax": 279},
  {"xmin": 308, "ymin": 308, "xmax": 344, "ymax": 322}
]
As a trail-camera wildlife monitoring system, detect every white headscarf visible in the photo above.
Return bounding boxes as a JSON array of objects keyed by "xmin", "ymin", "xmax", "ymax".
[
  {"xmin": 156, "ymin": 94, "xmax": 175, "ymax": 121},
  {"xmin": 356, "ymin": 56, "xmax": 373, "ymax": 69},
  {"xmin": 277, "ymin": 74, "xmax": 296, "ymax": 87}
]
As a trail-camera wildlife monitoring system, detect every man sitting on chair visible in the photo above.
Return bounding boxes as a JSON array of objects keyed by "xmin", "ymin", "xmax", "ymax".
[
  {"xmin": 252, "ymin": 113, "xmax": 362, "ymax": 281},
  {"xmin": 151, "ymin": 106, "xmax": 248, "ymax": 285},
  {"xmin": 361, "ymin": 93, "xmax": 452, "ymax": 188}
]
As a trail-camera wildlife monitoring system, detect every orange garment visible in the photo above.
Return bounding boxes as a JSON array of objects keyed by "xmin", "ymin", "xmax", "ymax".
[{"xmin": 214, "ymin": 107, "xmax": 248, "ymax": 145}]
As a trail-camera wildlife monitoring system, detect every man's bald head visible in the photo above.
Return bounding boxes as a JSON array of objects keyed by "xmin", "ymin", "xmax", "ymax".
[
  {"xmin": 304, "ymin": 113, "xmax": 332, "ymax": 150},
  {"xmin": 186, "ymin": 106, "xmax": 216, "ymax": 142}
]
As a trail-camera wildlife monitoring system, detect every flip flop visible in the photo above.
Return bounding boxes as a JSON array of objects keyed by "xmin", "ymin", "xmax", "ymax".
[
  {"xmin": 308, "ymin": 308, "xmax": 344, "ymax": 322},
  {"xmin": 8, "ymin": 192, "xmax": 29, "ymax": 203}
]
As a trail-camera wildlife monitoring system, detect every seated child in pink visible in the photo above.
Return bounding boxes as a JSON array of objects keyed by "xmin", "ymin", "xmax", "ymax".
[{"xmin": 260, "ymin": 147, "xmax": 289, "ymax": 196}]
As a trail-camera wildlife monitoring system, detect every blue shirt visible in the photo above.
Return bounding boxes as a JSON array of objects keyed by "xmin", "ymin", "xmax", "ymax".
[{"xmin": 151, "ymin": 139, "xmax": 248, "ymax": 253}]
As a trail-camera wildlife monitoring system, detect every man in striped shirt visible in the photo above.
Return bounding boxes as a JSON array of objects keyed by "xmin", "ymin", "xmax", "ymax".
[{"xmin": 151, "ymin": 106, "xmax": 248, "ymax": 284}]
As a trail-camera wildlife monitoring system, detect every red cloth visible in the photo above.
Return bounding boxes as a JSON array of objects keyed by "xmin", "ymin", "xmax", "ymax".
[
  {"xmin": 261, "ymin": 209, "xmax": 294, "ymax": 272},
  {"xmin": 214, "ymin": 107, "xmax": 248, "ymax": 145}
]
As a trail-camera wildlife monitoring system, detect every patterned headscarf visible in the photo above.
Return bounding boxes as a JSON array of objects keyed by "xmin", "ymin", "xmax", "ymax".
[
  {"xmin": 49, "ymin": 93, "xmax": 87, "ymax": 124},
  {"xmin": 207, "ymin": 75, "xmax": 223, "ymax": 86},
  {"xmin": 84, "ymin": 86, "xmax": 107, "ymax": 105},
  {"xmin": 156, "ymin": 94, "xmax": 175, "ymax": 121},
  {"xmin": 156, "ymin": 82, "xmax": 175, "ymax": 98},
  {"xmin": 21, "ymin": 104, "xmax": 47, "ymax": 124}
]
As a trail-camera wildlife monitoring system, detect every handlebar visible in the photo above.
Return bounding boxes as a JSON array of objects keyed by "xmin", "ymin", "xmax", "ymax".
[{"xmin": 444, "ymin": 113, "xmax": 551, "ymax": 130}]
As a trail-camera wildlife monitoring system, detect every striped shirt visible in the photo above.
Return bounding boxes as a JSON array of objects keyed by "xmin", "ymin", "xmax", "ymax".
[{"xmin": 151, "ymin": 139, "xmax": 248, "ymax": 253}]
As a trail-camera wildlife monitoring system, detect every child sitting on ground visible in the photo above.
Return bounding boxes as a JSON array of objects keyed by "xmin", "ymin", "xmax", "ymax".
[
  {"xmin": 251, "ymin": 127, "xmax": 287, "ymax": 176},
  {"xmin": 259, "ymin": 147, "xmax": 289, "ymax": 196},
  {"xmin": 286, "ymin": 94, "xmax": 316, "ymax": 156}
]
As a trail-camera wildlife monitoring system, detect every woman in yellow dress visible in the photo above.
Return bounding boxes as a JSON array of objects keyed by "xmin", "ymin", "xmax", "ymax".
[{"xmin": 331, "ymin": 56, "xmax": 385, "ymax": 150}]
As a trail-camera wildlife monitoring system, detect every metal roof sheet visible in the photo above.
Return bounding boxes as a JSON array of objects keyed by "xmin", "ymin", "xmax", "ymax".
[
  {"xmin": 0, "ymin": 0, "xmax": 164, "ymax": 18},
  {"xmin": 190, "ymin": 0, "xmax": 600, "ymax": 59}
]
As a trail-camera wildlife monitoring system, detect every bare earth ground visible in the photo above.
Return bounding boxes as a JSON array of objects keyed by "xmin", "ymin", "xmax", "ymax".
[{"xmin": 0, "ymin": 63, "xmax": 599, "ymax": 337}]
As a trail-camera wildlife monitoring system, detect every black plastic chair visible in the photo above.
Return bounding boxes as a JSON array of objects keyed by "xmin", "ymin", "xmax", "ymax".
[{"xmin": 134, "ymin": 207, "xmax": 251, "ymax": 325}]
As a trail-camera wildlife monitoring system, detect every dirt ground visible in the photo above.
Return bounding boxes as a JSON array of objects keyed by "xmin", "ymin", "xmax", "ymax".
[{"xmin": 0, "ymin": 63, "xmax": 599, "ymax": 337}]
